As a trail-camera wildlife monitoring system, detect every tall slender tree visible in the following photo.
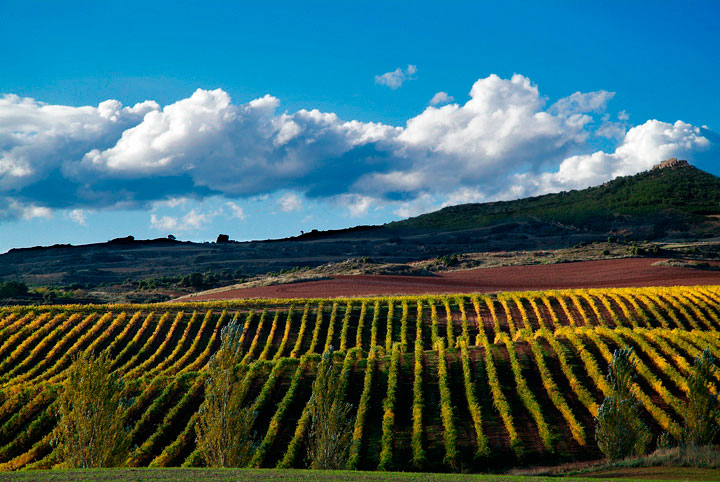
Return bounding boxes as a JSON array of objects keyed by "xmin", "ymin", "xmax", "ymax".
[
  {"xmin": 53, "ymin": 352, "xmax": 129, "ymax": 468},
  {"xmin": 595, "ymin": 347, "xmax": 649, "ymax": 460},
  {"xmin": 307, "ymin": 348, "xmax": 353, "ymax": 469},
  {"xmin": 683, "ymin": 348, "xmax": 720, "ymax": 447},
  {"xmin": 196, "ymin": 317, "xmax": 257, "ymax": 467}
]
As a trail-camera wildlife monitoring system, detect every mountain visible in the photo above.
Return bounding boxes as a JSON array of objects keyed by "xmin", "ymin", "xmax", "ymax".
[
  {"xmin": 2, "ymin": 159, "xmax": 720, "ymax": 293},
  {"xmin": 391, "ymin": 159, "xmax": 720, "ymax": 234}
]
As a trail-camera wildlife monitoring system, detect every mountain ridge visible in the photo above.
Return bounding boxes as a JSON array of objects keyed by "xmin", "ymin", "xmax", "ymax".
[{"xmin": 390, "ymin": 159, "xmax": 720, "ymax": 232}]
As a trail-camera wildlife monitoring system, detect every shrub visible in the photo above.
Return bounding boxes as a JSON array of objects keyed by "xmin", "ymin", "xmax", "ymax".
[
  {"xmin": 0, "ymin": 281, "xmax": 28, "ymax": 299},
  {"xmin": 438, "ymin": 253, "xmax": 459, "ymax": 267}
]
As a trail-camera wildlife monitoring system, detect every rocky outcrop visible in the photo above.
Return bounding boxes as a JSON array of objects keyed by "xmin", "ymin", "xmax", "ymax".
[{"xmin": 653, "ymin": 158, "xmax": 690, "ymax": 170}]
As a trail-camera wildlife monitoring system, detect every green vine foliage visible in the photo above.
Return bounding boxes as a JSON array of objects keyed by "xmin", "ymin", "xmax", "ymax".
[{"xmin": 53, "ymin": 352, "xmax": 129, "ymax": 468}]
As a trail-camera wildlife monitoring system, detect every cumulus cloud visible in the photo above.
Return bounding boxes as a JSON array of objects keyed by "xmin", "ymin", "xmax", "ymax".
[
  {"xmin": 375, "ymin": 65, "xmax": 417, "ymax": 89},
  {"xmin": 549, "ymin": 90, "xmax": 615, "ymax": 117},
  {"xmin": 150, "ymin": 208, "xmax": 215, "ymax": 231},
  {"xmin": 0, "ymin": 74, "xmax": 716, "ymax": 225},
  {"xmin": 429, "ymin": 91, "xmax": 454, "ymax": 105},
  {"xmin": 225, "ymin": 201, "xmax": 246, "ymax": 220},
  {"xmin": 278, "ymin": 193, "xmax": 303, "ymax": 212},
  {"xmin": 68, "ymin": 209, "xmax": 88, "ymax": 225},
  {"xmin": 150, "ymin": 214, "xmax": 179, "ymax": 231},
  {"xmin": 336, "ymin": 194, "xmax": 375, "ymax": 217},
  {"xmin": 22, "ymin": 204, "xmax": 52, "ymax": 220},
  {"xmin": 509, "ymin": 119, "xmax": 712, "ymax": 198}
]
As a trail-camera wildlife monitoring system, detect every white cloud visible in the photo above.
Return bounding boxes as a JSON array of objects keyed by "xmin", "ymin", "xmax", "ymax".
[
  {"xmin": 549, "ymin": 90, "xmax": 615, "ymax": 117},
  {"xmin": 336, "ymin": 194, "xmax": 375, "ymax": 217},
  {"xmin": 0, "ymin": 94, "xmax": 157, "ymax": 192},
  {"xmin": 596, "ymin": 114, "xmax": 627, "ymax": 140},
  {"xmin": 68, "ymin": 209, "xmax": 88, "ymax": 225},
  {"xmin": 388, "ymin": 74, "xmax": 595, "ymax": 196},
  {"xmin": 225, "ymin": 201, "xmax": 246, "ymax": 220},
  {"xmin": 508, "ymin": 119, "xmax": 712, "ymax": 198},
  {"xmin": 154, "ymin": 197, "xmax": 188, "ymax": 209},
  {"xmin": 278, "ymin": 193, "xmax": 303, "ymax": 212},
  {"xmin": 429, "ymin": 91, "xmax": 454, "ymax": 105},
  {"xmin": 183, "ymin": 209, "xmax": 210, "ymax": 229},
  {"xmin": 21, "ymin": 204, "xmax": 52, "ymax": 220},
  {"xmin": 0, "ymin": 75, "xmax": 716, "ymax": 226},
  {"xmin": 393, "ymin": 193, "xmax": 438, "ymax": 218},
  {"xmin": 150, "ymin": 214, "xmax": 179, "ymax": 231},
  {"xmin": 150, "ymin": 208, "xmax": 215, "ymax": 232},
  {"xmin": 374, "ymin": 65, "xmax": 417, "ymax": 89}
]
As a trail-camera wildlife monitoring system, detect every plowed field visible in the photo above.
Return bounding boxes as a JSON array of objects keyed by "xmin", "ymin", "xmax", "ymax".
[{"xmin": 184, "ymin": 258, "xmax": 720, "ymax": 301}]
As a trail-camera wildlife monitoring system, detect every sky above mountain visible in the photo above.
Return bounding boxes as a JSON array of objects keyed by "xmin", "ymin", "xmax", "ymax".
[{"xmin": 1, "ymin": 1, "xmax": 719, "ymax": 252}]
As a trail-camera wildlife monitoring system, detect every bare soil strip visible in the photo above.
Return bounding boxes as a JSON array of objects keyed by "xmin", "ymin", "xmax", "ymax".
[{"xmin": 183, "ymin": 258, "xmax": 720, "ymax": 301}]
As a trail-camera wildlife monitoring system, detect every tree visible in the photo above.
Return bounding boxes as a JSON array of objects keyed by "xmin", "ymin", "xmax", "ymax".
[
  {"xmin": 53, "ymin": 352, "xmax": 129, "ymax": 468},
  {"xmin": 196, "ymin": 317, "xmax": 257, "ymax": 467},
  {"xmin": 216, "ymin": 234, "xmax": 230, "ymax": 243},
  {"xmin": 683, "ymin": 348, "xmax": 720, "ymax": 447},
  {"xmin": 595, "ymin": 347, "xmax": 649, "ymax": 460},
  {"xmin": 0, "ymin": 280, "xmax": 28, "ymax": 299},
  {"xmin": 307, "ymin": 349, "xmax": 353, "ymax": 469},
  {"xmin": 180, "ymin": 272, "xmax": 204, "ymax": 289}
]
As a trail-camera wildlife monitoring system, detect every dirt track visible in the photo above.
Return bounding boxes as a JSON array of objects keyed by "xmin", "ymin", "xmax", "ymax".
[{"xmin": 183, "ymin": 258, "xmax": 720, "ymax": 300}]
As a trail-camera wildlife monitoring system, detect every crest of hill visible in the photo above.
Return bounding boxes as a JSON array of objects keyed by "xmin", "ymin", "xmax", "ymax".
[{"xmin": 390, "ymin": 159, "xmax": 720, "ymax": 231}]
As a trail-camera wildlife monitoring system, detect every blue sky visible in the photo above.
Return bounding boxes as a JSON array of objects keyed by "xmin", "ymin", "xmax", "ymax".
[{"xmin": 1, "ymin": 1, "xmax": 719, "ymax": 252}]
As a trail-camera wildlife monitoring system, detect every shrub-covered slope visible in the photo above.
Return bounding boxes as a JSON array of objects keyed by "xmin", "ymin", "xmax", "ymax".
[{"xmin": 391, "ymin": 162, "xmax": 720, "ymax": 232}]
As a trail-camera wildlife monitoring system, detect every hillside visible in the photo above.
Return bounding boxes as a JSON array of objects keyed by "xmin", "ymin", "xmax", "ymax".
[
  {"xmin": 392, "ymin": 160, "xmax": 720, "ymax": 232},
  {"xmin": 3, "ymin": 159, "xmax": 720, "ymax": 302},
  {"xmin": 0, "ymin": 286, "xmax": 719, "ymax": 471}
]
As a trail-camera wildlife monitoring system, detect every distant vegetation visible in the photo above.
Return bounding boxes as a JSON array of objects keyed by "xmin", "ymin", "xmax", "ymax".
[
  {"xmin": 393, "ymin": 163, "xmax": 720, "ymax": 232},
  {"xmin": 0, "ymin": 281, "xmax": 27, "ymax": 299}
]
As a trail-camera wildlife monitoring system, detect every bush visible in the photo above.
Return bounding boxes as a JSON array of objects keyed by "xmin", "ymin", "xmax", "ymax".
[
  {"xmin": 438, "ymin": 253, "xmax": 460, "ymax": 267},
  {"xmin": 0, "ymin": 281, "xmax": 28, "ymax": 299},
  {"xmin": 180, "ymin": 272, "xmax": 204, "ymax": 289},
  {"xmin": 595, "ymin": 347, "xmax": 650, "ymax": 461}
]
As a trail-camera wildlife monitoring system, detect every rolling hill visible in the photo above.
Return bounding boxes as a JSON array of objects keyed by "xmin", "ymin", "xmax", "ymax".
[
  {"xmin": 2, "ymin": 159, "xmax": 720, "ymax": 297},
  {"xmin": 391, "ymin": 159, "xmax": 720, "ymax": 232}
]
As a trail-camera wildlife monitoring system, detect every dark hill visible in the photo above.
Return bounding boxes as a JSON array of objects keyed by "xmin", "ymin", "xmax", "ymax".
[
  {"xmin": 391, "ymin": 159, "xmax": 720, "ymax": 232},
  {"xmin": 2, "ymin": 159, "xmax": 720, "ymax": 293}
]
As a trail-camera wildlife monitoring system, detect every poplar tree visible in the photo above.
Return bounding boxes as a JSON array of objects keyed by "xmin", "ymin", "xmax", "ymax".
[
  {"xmin": 307, "ymin": 349, "xmax": 353, "ymax": 469},
  {"xmin": 595, "ymin": 347, "xmax": 649, "ymax": 460},
  {"xmin": 196, "ymin": 317, "xmax": 257, "ymax": 467},
  {"xmin": 53, "ymin": 352, "xmax": 129, "ymax": 468},
  {"xmin": 683, "ymin": 348, "xmax": 720, "ymax": 447}
]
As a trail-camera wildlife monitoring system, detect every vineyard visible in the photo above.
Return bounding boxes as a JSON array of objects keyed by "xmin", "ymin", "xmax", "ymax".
[{"xmin": 2, "ymin": 285, "xmax": 720, "ymax": 472}]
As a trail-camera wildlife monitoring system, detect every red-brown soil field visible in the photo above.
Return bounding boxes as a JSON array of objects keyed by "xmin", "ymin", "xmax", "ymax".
[{"xmin": 184, "ymin": 257, "xmax": 720, "ymax": 300}]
